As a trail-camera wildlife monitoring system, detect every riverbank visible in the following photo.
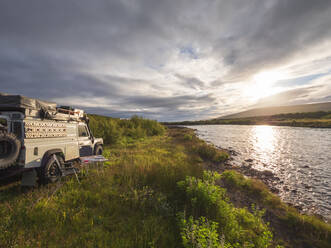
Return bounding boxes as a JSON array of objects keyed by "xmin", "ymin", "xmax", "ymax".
[
  {"xmin": 187, "ymin": 124, "xmax": 331, "ymax": 221},
  {"xmin": 0, "ymin": 126, "xmax": 330, "ymax": 247},
  {"xmin": 170, "ymin": 127, "xmax": 331, "ymax": 247}
]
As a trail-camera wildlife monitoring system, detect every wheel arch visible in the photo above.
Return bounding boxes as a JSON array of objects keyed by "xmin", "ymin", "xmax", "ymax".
[
  {"xmin": 41, "ymin": 149, "xmax": 65, "ymax": 167},
  {"xmin": 93, "ymin": 142, "xmax": 103, "ymax": 155},
  {"xmin": 94, "ymin": 142, "xmax": 103, "ymax": 150}
]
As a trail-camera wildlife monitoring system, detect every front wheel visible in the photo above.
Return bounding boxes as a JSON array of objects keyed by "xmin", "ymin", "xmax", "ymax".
[{"xmin": 39, "ymin": 155, "xmax": 64, "ymax": 184}]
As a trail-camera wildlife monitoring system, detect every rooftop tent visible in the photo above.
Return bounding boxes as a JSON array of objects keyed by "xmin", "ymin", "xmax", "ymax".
[
  {"xmin": 0, "ymin": 92, "xmax": 85, "ymax": 121},
  {"xmin": 0, "ymin": 92, "xmax": 57, "ymax": 111}
]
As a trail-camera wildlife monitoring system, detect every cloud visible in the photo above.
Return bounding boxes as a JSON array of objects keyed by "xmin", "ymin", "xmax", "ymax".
[
  {"xmin": 254, "ymin": 86, "xmax": 323, "ymax": 107},
  {"xmin": 0, "ymin": 0, "xmax": 331, "ymax": 120},
  {"xmin": 175, "ymin": 74, "xmax": 206, "ymax": 90}
]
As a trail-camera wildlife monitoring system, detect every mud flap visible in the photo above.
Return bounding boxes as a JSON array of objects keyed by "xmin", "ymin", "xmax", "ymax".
[{"xmin": 21, "ymin": 169, "xmax": 37, "ymax": 187}]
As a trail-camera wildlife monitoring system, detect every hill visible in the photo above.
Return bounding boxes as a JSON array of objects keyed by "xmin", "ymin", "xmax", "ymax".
[
  {"xmin": 220, "ymin": 102, "xmax": 331, "ymax": 119},
  {"xmin": 164, "ymin": 110, "xmax": 331, "ymax": 128}
]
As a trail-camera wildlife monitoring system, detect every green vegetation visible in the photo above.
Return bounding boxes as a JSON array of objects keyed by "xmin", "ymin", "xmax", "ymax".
[
  {"xmin": 177, "ymin": 171, "xmax": 274, "ymax": 248},
  {"xmin": 179, "ymin": 215, "xmax": 222, "ymax": 248},
  {"xmin": 89, "ymin": 114, "xmax": 165, "ymax": 144},
  {"xmin": 194, "ymin": 143, "xmax": 229, "ymax": 163},
  {"xmin": 165, "ymin": 111, "xmax": 331, "ymax": 128},
  {"xmin": 0, "ymin": 118, "xmax": 330, "ymax": 247},
  {"xmin": 220, "ymin": 170, "xmax": 331, "ymax": 248}
]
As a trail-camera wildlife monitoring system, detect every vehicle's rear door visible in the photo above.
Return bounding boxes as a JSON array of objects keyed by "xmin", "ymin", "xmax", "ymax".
[{"xmin": 78, "ymin": 124, "xmax": 93, "ymax": 157}]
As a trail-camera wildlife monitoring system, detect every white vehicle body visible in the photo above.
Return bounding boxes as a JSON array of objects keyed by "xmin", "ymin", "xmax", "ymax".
[
  {"xmin": 0, "ymin": 111, "xmax": 103, "ymax": 169},
  {"xmin": 0, "ymin": 93, "xmax": 103, "ymax": 181}
]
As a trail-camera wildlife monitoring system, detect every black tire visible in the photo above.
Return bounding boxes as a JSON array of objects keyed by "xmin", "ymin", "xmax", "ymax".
[
  {"xmin": 0, "ymin": 132, "xmax": 21, "ymax": 170},
  {"xmin": 39, "ymin": 155, "xmax": 64, "ymax": 184},
  {"xmin": 94, "ymin": 145, "xmax": 103, "ymax": 155}
]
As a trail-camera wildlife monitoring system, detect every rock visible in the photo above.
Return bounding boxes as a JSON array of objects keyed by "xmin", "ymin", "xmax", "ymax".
[
  {"xmin": 243, "ymin": 163, "xmax": 252, "ymax": 168},
  {"xmin": 245, "ymin": 158, "xmax": 253, "ymax": 163},
  {"xmin": 262, "ymin": 170, "xmax": 274, "ymax": 177},
  {"xmin": 295, "ymin": 205, "xmax": 303, "ymax": 211},
  {"xmin": 227, "ymin": 149, "xmax": 239, "ymax": 156},
  {"xmin": 283, "ymin": 185, "xmax": 289, "ymax": 191}
]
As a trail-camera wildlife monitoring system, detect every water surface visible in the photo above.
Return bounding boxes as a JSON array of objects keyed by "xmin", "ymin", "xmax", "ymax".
[{"xmin": 189, "ymin": 125, "xmax": 331, "ymax": 220}]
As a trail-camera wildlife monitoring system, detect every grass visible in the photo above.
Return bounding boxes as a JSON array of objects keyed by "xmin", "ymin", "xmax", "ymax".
[{"xmin": 0, "ymin": 122, "xmax": 330, "ymax": 247}]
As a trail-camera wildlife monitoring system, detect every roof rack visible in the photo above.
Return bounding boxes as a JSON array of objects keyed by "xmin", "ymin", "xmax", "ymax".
[
  {"xmin": 55, "ymin": 107, "xmax": 86, "ymax": 121},
  {"xmin": 0, "ymin": 93, "xmax": 87, "ymax": 122}
]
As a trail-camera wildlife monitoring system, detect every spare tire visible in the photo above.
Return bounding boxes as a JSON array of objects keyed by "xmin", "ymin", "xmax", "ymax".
[{"xmin": 0, "ymin": 132, "xmax": 21, "ymax": 169}]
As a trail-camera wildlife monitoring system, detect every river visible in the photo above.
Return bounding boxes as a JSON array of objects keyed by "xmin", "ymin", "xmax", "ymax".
[{"xmin": 187, "ymin": 125, "xmax": 331, "ymax": 220}]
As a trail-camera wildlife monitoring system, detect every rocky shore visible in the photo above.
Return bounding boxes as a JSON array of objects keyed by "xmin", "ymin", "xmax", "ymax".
[{"xmin": 210, "ymin": 145, "xmax": 328, "ymax": 220}]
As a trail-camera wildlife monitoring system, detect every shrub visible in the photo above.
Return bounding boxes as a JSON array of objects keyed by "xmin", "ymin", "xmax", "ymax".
[
  {"xmin": 88, "ymin": 114, "xmax": 165, "ymax": 145},
  {"xmin": 194, "ymin": 144, "xmax": 229, "ymax": 163},
  {"xmin": 177, "ymin": 171, "xmax": 274, "ymax": 248},
  {"xmin": 178, "ymin": 171, "xmax": 226, "ymax": 217},
  {"xmin": 221, "ymin": 170, "xmax": 248, "ymax": 188},
  {"xmin": 183, "ymin": 134, "xmax": 193, "ymax": 141},
  {"xmin": 178, "ymin": 214, "xmax": 230, "ymax": 248},
  {"xmin": 221, "ymin": 170, "xmax": 276, "ymax": 204}
]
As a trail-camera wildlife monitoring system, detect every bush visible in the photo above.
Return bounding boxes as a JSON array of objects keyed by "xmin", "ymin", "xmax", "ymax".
[
  {"xmin": 177, "ymin": 171, "xmax": 274, "ymax": 248},
  {"xmin": 183, "ymin": 134, "xmax": 193, "ymax": 141},
  {"xmin": 88, "ymin": 114, "xmax": 165, "ymax": 145},
  {"xmin": 221, "ymin": 170, "xmax": 276, "ymax": 203},
  {"xmin": 178, "ymin": 215, "xmax": 228, "ymax": 248},
  {"xmin": 178, "ymin": 171, "xmax": 226, "ymax": 217},
  {"xmin": 194, "ymin": 144, "xmax": 229, "ymax": 163}
]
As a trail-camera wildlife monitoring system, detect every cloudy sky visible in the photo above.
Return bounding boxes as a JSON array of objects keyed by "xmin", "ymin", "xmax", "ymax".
[{"xmin": 1, "ymin": 0, "xmax": 331, "ymax": 121}]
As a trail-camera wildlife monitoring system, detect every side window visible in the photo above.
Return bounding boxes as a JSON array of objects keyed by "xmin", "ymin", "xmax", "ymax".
[
  {"xmin": 78, "ymin": 125, "xmax": 89, "ymax": 137},
  {"xmin": 12, "ymin": 122, "xmax": 22, "ymax": 139},
  {"xmin": 0, "ymin": 118, "xmax": 7, "ymax": 126},
  {"xmin": 0, "ymin": 118, "xmax": 7, "ymax": 130}
]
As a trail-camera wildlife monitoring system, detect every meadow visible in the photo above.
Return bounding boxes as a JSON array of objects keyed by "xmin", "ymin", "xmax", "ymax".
[{"xmin": 0, "ymin": 117, "xmax": 330, "ymax": 248}]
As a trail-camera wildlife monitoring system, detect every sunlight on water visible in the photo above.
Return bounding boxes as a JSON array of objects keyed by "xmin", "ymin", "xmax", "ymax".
[
  {"xmin": 252, "ymin": 126, "xmax": 275, "ymax": 168},
  {"xmin": 253, "ymin": 125, "xmax": 275, "ymax": 152}
]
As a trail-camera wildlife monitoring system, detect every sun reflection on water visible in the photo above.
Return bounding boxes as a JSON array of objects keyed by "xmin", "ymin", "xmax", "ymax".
[{"xmin": 252, "ymin": 125, "xmax": 275, "ymax": 167}]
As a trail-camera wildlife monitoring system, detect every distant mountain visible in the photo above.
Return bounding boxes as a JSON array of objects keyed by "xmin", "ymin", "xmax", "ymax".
[{"xmin": 219, "ymin": 102, "xmax": 331, "ymax": 119}]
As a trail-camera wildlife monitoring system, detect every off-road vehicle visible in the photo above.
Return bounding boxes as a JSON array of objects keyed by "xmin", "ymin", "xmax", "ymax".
[{"xmin": 0, "ymin": 93, "xmax": 103, "ymax": 184}]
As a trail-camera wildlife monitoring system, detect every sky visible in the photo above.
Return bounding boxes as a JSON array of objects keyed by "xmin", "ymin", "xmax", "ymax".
[{"xmin": 0, "ymin": 0, "xmax": 331, "ymax": 121}]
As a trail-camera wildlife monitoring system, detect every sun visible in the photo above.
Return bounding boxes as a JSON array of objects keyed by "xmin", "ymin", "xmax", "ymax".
[{"xmin": 245, "ymin": 70, "xmax": 286, "ymax": 101}]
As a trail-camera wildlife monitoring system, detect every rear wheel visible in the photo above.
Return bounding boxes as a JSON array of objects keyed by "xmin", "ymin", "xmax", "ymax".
[
  {"xmin": 39, "ymin": 155, "xmax": 64, "ymax": 184},
  {"xmin": 94, "ymin": 145, "xmax": 103, "ymax": 155},
  {"xmin": 0, "ymin": 132, "xmax": 21, "ymax": 170}
]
